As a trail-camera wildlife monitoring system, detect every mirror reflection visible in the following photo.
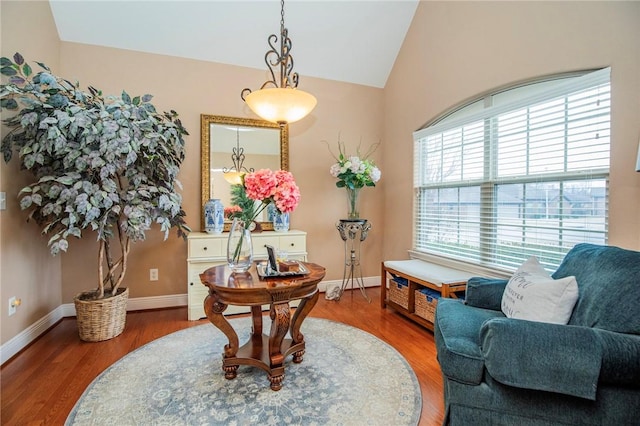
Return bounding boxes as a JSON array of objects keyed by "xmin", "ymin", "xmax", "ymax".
[{"xmin": 200, "ymin": 115, "xmax": 289, "ymax": 231}]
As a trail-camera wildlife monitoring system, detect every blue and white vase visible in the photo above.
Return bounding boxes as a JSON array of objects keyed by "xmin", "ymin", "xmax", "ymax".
[
  {"xmin": 266, "ymin": 203, "xmax": 277, "ymax": 222},
  {"xmin": 204, "ymin": 198, "xmax": 224, "ymax": 234},
  {"xmin": 272, "ymin": 210, "xmax": 290, "ymax": 233}
]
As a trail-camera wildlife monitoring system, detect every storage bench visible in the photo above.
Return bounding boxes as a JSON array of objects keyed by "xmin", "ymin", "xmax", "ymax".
[{"xmin": 381, "ymin": 260, "xmax": 473, "ymax": 330}]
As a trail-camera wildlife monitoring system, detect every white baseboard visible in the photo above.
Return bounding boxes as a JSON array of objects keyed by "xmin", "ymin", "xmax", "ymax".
[
  {"xmin": 1, "ymin": 278, "xmax": 380, "ymax": 366},
  {"xmin": 1, "ymin": 305, "xmax": 65, "ymax": 365},
  {"xmin": 318, "ymin": 276, "xmax": 380, "ymax": 293}
]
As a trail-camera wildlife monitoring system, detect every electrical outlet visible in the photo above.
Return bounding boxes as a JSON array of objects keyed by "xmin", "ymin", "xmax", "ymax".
[
  {"xmin": 149, "ymin": 268, "xmax": 159, "ymax": 281},
  {"xmin": 0, "ymin": 192, "xmax": 6, "ymax": 210},
  {"xmin": 8, "ymin": 297, "xmax": 20, "ymax": 316}
]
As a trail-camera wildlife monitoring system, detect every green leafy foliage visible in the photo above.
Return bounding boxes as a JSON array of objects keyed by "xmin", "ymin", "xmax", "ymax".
[
  {"xmin": 227, "ymin": 184, "xmax": 259, "ymax": 226},
  {"xmin": 1, "ymin": 53, "xmax": 191, "ymax": 297}
]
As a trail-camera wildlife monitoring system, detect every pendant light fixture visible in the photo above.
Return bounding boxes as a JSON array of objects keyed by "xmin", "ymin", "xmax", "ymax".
[
  {"xmin": 223, "ymin": 127, "xmax": 253, "ymax": 185},
  {"xmin": 241, "ymin": 0, "xmax": 316, "ymax": 126}
]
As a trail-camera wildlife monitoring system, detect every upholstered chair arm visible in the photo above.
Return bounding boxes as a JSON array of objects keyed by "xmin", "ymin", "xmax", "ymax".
[
  {"xmin": 480, "ymin": 317, "xmax": 602, "ymax": 400},
  {"xmin": 592, "ymin": 328, "xmax": 640, "ymax": 387},
  {"xmin": 465, "ymin": 277, "xmax": 508, "ymax": 310}
]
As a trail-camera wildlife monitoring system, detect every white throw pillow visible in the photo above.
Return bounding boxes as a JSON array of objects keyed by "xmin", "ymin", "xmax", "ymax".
[{"xmin": 501, "ymin": 256, "xmax": 579, "ymax": 324}]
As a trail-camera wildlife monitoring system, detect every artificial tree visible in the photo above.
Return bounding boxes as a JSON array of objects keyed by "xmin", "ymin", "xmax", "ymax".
[{"xmin": 1, "ymin": 53, "xmax": 190, "ymax": 304}]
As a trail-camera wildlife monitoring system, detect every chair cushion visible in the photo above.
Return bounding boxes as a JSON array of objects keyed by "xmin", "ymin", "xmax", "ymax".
[
  {"xmin": 501, "ymin": 256, "xmax": 579, "ymax": 325},
  {"xmin": 435, "ymin": 298, "xmax": 505, "ymax": 385}
]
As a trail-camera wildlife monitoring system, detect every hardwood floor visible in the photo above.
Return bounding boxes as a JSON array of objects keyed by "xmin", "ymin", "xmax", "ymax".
[{"xmin": 1, "ymin": 287, "xmax": 444, "ymax": 425}]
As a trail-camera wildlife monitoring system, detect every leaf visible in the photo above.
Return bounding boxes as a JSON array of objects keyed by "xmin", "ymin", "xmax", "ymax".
[
  {"xmin": 20, "ymin": 195, "xmax": 33, "ymax": 210},
  {"xmin": 0, "ymin": 98, "xmax": 18, "ymax": 110},
  {"xmin": 13, "ymin": 53, "xmax": 24, "ymax": 65},
  {"xmin": 9, "ymin": 76, "xmax": 25, "ymax": 85},
  {"xmin": 1, "ymin": 66, "xmax": 17, "ymax": 76},
  {"xmin": 35, "ymin": 61, "xmax": 51, "ymax": 71},
  {"xmin": 22, "ymin": 63, "xmax": 32, "ymax": 77},
  {"xmin": 121, "ymin": 91, "xmax": 131, "ymax": 104},
  {"xmin": 58, "ymin": 239, "xmax": 69, "ymax": 252},
  {"xmin": 0, "ymin": 57, "xmax": 12, "ymax": 67},
  {"xmin": 56, "ymin": 176, "xmax": 75, "ymax": 186},
  {"xmin": 141, "ymin": 94, "xmax": 153, "ymax": 102},
  {"xmin": 133, "ymin": 96, "xmax": 140, "ymax": 106}
]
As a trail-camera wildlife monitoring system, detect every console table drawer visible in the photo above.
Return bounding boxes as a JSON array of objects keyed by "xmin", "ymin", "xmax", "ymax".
[
  {"xmin": 279, "ymin": 235, "xmax": 306, "ymax": 252},
  {"xmin": 189, "ymin": 238, "xmax": 223, "ymax": 258},
  {"xmin": 253, "ymin": 236, "xmax": 281, "ymax": 256}
]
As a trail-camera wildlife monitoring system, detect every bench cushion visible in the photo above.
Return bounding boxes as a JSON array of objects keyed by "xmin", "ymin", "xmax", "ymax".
[{"xmin": 384, "ymin": 259, "xmax": 472, "ymax": 287}]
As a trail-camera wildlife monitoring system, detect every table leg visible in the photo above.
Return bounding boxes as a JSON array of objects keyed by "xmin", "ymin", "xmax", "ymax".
[
  {"xmin": 290, "ymin": 289, "xmax": 320, "ymax": 363},
  {"xmin": 251, "ymin": 305, "xmax": 263, "ymax": 336},
  {"xmin": 204, "ymin": 291, "xmax": 239, "ymax": 380},
  {"xmin": 268, "ymin": 301, "xmax": 290, "ymax": 391}
]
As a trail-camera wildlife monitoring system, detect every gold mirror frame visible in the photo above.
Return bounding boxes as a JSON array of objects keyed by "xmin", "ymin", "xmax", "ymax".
[{"xmin": 200, "ymin": 114, "xmax": 289, "ymax": 231}]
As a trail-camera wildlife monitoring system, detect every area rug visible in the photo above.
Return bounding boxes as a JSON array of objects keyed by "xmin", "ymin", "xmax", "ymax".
[{"xmin": 66, "ymin": 317, "xmax": 421, "ymax": 425}]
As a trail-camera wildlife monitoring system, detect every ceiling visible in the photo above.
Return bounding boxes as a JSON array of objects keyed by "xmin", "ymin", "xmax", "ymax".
[{"xmin": 48, "ymin": 0, "xmax": 419, "ymax": 89}]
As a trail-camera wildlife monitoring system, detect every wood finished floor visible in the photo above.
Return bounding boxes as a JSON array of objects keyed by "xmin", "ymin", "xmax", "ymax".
[{"xmin": 1, "ymin": 287, "xmax": 444, "ymax": 425}]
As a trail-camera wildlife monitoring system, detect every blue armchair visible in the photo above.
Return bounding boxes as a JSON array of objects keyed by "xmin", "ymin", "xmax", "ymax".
[{"xmin": 434, "ymin": 243, "xmax": 640, "ymax": 425}]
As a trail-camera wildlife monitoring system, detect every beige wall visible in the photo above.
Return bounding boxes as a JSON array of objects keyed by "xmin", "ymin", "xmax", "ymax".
[
  {"xmin": 56, "ymin": 43, "xmax": 385, "ymax": 302},
  {"xmin": 383, "ymin": 1, "xmax": 640, "ymax": 261},
  {"xmin": 0, "ymin": 1, "xmax": 62, "ymax": 345}
]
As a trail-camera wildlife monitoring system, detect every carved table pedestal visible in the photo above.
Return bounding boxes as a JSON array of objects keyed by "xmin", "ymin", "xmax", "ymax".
[{"xmin": 200, "ymin": 262, "xmax": 326, "ymax": 390}]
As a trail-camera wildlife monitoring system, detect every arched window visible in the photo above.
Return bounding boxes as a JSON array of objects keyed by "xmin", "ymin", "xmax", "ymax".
[{"xmin": 412, "ymin": 68, "xmax": 610, "ymax": 271}]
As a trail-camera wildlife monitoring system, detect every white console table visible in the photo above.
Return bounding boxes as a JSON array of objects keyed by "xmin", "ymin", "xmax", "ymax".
[{"xmin": 187, "ymin": 230, "xmax": 307, "ymax": 320}]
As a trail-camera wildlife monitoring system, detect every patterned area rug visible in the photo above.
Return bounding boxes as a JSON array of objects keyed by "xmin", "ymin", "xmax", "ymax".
[{"xmin": 66, "ymin": 317, "xmax": 421, "ymax": 425}]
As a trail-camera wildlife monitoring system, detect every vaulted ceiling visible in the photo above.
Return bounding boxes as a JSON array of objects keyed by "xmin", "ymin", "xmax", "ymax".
[{"xmin": 48, "ymin": 0, "xmax": 419, "ymax": 89}]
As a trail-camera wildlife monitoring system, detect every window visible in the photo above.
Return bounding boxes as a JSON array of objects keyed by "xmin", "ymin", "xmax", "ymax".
[{"xmin": 413, "ymin": 69, "xmax": 610, "ymax": 271}]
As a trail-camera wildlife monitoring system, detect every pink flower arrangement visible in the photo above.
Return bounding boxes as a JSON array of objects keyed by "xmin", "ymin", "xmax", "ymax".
[
  {"xmin": 244, "ymin": 169, "xmax": 301, "ymax": 213},
  {"xmin": 227, "ymin": 169, "xmax": 301, "ymax": 227}
]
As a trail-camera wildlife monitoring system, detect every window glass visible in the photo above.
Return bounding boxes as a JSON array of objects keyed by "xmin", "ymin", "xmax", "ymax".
[{"xmin": 413, "ymin": 69, "xmax": 610, "ymax": 271}]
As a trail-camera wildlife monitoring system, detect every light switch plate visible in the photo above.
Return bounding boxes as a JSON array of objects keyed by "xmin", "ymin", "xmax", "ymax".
[{"xmin": 0, "ymin": 192, "xmax": 6, "ymax": 210}]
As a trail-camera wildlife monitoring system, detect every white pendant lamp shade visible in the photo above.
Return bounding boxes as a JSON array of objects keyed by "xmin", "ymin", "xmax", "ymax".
[
  {"xmin": 245, "ymin": 87, "xmax": 317, "ymax": 125},
  {"xmin": 223, "ymin": 171, "xmax": 244, "ymax": 185}
]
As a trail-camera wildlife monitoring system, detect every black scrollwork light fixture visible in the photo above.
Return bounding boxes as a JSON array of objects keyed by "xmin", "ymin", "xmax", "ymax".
[
  {"xmin": 241, "ymin": 0, "xmax": 316, "ymax": 126},
  {"xmin": 223, "ymin": 127, "xmax": 253, "ymax": 185}
]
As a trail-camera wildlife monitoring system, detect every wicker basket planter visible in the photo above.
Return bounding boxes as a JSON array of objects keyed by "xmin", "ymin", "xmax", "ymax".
[{"xmin": 74, "ymin": 287, "xmax": 129, "ymax": 342}]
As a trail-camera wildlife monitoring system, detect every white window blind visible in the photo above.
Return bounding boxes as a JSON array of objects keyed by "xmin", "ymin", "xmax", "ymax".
[{"xmin": 413, "ymin": 68, "xmax": 610, "ymax": 271}]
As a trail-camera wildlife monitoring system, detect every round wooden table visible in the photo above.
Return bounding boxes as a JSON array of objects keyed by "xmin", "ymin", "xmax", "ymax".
[{"xmin": 199, "ymin": 262, "xmax": 326, "ymax": 391}]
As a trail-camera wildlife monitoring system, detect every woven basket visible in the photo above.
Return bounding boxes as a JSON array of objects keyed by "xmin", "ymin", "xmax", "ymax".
[
  {"xmin": 414, "ymin": 289, "xmax": 439, "ymax": 323},
  {"xmin": 389, "ymin": 280, "xmax": 409, "ymax": 309},
  {"xmin": 74, "ymin": 287, "xmax": 129, "ymax": 342}
]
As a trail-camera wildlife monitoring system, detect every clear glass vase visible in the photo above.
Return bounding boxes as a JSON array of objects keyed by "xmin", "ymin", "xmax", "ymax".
[
  {"xmin": 227, "ymin": 218, "xmax": 253, "ymax": 272},
  {"xmin": 346, "ymin": 187, "xmax": 361, "ymax": 219}
]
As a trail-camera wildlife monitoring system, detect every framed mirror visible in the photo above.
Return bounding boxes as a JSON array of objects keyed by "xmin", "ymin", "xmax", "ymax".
[{"xmin": 201, "ymin": 115, "xmax": 289, "ymax": 231}]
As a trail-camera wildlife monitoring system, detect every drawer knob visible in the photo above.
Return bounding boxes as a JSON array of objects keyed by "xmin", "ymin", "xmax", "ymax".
[
  {"xmin": 290, "ymin": 243, "xmax": 295, "ymax": 246},
  {"xmin": 190, "ymin": 282, "xmax": 193, "ymax": 286},
  {"xmin": 203, "ymin": 247, "xmax": 207, "ymax": 251}
]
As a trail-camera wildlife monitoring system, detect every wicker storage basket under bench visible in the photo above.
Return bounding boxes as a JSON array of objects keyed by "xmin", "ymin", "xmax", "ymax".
[{"xmin": 381, "ymin": 260, "xmax": 472, "ymax": 330}]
